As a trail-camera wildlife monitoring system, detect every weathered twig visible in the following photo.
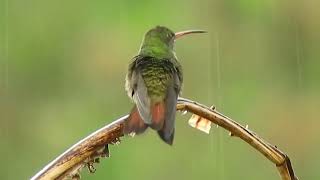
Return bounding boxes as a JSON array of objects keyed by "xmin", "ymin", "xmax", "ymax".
[{"xmin": 31, "ymin": 98, "xmax": 298, "ymax": 180}]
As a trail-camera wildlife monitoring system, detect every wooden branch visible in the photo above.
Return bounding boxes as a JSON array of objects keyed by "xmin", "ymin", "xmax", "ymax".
[{"xmin": 30, "ymin": 98, "xmax": 298, "ymax": 180}]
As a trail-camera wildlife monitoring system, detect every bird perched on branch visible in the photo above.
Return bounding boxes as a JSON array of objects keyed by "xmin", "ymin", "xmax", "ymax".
[{"xmin": 124, "ymin": 26, "xmax": 206, "ymax": 145}]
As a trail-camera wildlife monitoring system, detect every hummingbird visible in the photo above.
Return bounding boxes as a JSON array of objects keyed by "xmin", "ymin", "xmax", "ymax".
[{"xmin": 124, "ymin": 26, "xmax": 206, "ymax": 145}]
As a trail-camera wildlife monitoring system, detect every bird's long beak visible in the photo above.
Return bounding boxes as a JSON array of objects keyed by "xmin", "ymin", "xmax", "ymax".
[{"xmin": 174, "ymin": 30, "xmax": 207, "ymax": 40}]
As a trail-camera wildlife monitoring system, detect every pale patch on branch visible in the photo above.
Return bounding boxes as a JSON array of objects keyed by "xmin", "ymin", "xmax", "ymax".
[{"xmin": 30, "ymin": 98, "xmax": 298, "ymax": 180}]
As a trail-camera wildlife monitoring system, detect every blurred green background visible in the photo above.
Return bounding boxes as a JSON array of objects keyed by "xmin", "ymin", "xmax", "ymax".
[{"xmin": 1, "ymin": 0, "xmax": 319, "ymax": 179}]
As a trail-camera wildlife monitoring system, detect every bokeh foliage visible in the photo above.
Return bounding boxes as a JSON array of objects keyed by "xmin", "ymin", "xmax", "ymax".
[{"xmin": 1, "ymin": 0, "xmax": 319, "ymax": 179}]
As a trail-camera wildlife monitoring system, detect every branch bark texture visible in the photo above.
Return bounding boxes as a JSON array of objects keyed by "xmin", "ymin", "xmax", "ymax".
[{"xmin": 31, "ymin": 98, "xmax": 298, "ymax": 180}]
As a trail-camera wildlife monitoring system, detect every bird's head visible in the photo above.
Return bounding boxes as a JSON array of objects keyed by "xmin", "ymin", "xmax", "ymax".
[{"xmin": 139, "ymin": 26, "xmax": 206, "ymax": 58}]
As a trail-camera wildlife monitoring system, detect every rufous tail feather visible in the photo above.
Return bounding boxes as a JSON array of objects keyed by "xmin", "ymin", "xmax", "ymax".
[
  {"xmin": 124, "ymin": 106, "xmax": 148, "ymax": 134},
  {"xmin": 149, "ymin": 102, "xmax": 165, "ymax": 131}
]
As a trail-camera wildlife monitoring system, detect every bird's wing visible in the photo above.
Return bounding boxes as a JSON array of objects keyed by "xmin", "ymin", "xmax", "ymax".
[
  {"xmin": 131, "ymin": 70, "xmax": 152, "ymax": 124},
  {"xmin": 158, "ymin": 73, "xmax": 180, "ymax": 145}
]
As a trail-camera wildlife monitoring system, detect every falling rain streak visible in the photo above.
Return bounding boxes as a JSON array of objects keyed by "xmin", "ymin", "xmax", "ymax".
[
  {"xmin": 208, "ymin": 32, "xmax": 225, "ymax": 179},
  {"xmin": 4, "ymin": 0, "xmax": 9, "ymax": 91},
  {"xmin": 294, "ymin": 20, "xmax": 303, "ymax": 89},
  {"xmin": 215, "ymin": 32, "xmax": 225, "ymax": 180}
]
